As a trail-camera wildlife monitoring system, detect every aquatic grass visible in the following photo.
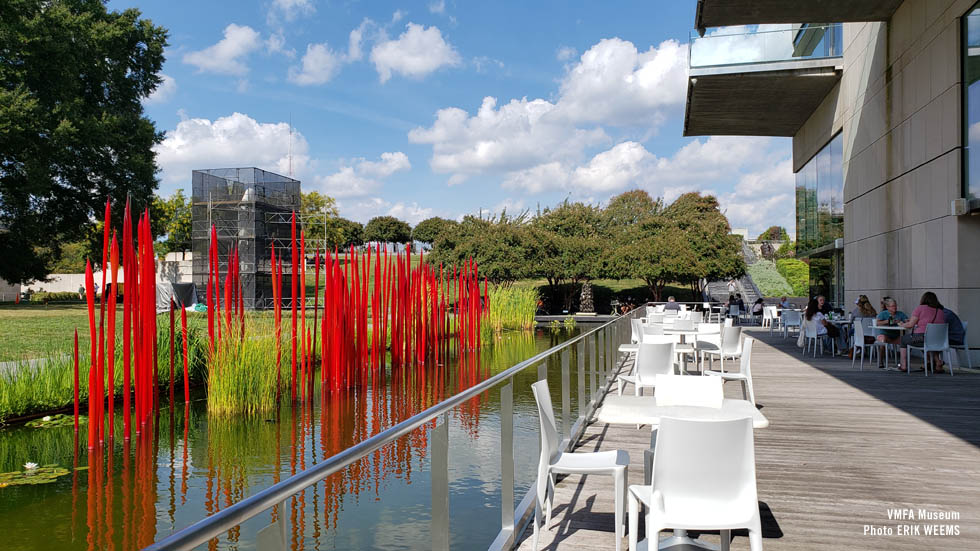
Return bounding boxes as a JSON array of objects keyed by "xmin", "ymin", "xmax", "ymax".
[
  {"xmin": 206, "ymin": 327, "xmax": 289, "ymax": 416},
  {"xmin": 483, "ymin": 285, "xmax": 537, "ymax": 336}
]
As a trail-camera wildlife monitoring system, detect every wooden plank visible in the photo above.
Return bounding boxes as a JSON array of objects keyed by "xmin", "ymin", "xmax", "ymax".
[{"xmin": 514, "ymin": 328, "xmax": 980, "ymax": 550}]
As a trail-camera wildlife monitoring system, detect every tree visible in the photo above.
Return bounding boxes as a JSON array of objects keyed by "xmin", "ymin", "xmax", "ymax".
[
  {"xmin": 300, "ymin": 191, "xmax": 341, "ymax": 249},
  {"xmin": 663, "ymin": 192, "xmax": 745, "ymax": 299},
  {"xmin": 758, "ymin": 225, "xmax": 788, "ymax": 241},
  {"xmin": 412, "ymin": 217, "xmax": 457, "ymax": 245},
  {"xmin": 532, "ymin": 201, "xmax": 605, "ymax": 311},
  {"xmin": 332, "ymin": 218, "xmax": 365, "ymax": 249},
  {"xmin": 427, "ymin": 213, "xmax": 537, "ymax": 284},
  {"xmin": 364, "ymin": 216, "xmax": 411, "ymax": 245},
  {"xmin": 151, "ymin": 190, "xmax": 191, "ymax": 255},
  {"xmin": 0, "ymin": 0, "xmax": 169, "ymax": 283},
  {"xmin": 600, "ymin": 189, "xmax": 663, "ymax": 238}
]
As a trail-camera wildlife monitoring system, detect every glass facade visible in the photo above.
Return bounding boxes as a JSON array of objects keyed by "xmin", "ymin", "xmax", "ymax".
[
  {"xmin": 964, "ymin": 4, "xmax": 980, "ymax": 200},
  {"xmin": 795, "ymin": 133, "xmax": 844, "ymax": 305}
]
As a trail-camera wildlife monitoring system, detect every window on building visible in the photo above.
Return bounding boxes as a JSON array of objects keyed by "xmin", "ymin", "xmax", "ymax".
[
  {"xmin": 964, "ymin": 4, "xmax": 980, "ymax": 201},
  {"xmin": 795, "ymin": 132, "xmax": 843, "ymax": 255}
]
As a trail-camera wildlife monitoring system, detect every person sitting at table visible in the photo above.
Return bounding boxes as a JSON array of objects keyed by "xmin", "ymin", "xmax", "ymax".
[
  {"xmin": 942, "ymin": 305, "xmax": 966, "ymax": 347},
  {"xmin": 816, "ymin": 295, "xmax": 832, "ymax": 315},
  {"xmin": 875, "ymin": 297, "xmax": 907, "ymax": 366},
  {"xmin": 897, "ymin": 292, "xmax": 946, "ymax": 372},
  {"xmin": 805, "ymin": 298, "xmax": 845, "ymax": 354},
  {"xmin": 727, "ymin": 294, "xmax": 737, "ymax": 308},
  {"xmin": 735, "ymin": 293, "xmax": 745, "ymax": 313},
  {"xmin": 851, "ymin": 294, "xmax": 877, "ymax": 319},
  {"xmin": 751, "ymin": 297, "xmax": 764, "ymax": 315},
  {"xmin": 778, "ymin": 296, "xmax": 792, "ymax": 309},
  {"xmin": 663, "ymin": 296, "xmax": 681, "ymax": 312}
]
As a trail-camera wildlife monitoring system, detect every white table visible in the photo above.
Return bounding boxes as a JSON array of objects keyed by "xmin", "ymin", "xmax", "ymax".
[
  {"xmin": 661, "ymin": 328, "xmax": 700, "ymax": 373},
  {"xmin": 871, "ymin": 325, "xmax": 906, "ymax": 369},
  {"xmin": 597, "ymin": 396, "xmax": 769, "ymax": 551}
]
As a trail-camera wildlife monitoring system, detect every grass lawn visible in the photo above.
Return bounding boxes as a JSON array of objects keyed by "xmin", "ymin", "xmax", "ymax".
[{"xmin": 0, "ymin": 303, "xmax": 117, "ymax": 362}]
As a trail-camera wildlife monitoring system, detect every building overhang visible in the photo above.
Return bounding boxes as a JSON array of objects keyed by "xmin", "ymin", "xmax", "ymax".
[
  {"xmin": 683, "ymin": 58, "xmax": 842, "ymax": 137},
  {"xmin": 695, "ymin": 0, "xmax": 904, "ymax": 33}
]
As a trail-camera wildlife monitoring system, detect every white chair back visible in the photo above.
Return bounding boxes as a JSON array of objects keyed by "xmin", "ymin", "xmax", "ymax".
[
  {"xmin": 698, "ymin": 322, "xmax": 721, "ymax": 335},
  {"xmin": 689, "ymin": 311, "xmax": 703, "ymax": 324},
  {"xmin": 783, "ymin": 310, "xmax": 802, "ymax": 327},
  {"xmin": 724, "ymin": 317, "xmax": 734, "ymax": 327},
  {"xmin": 679, "ymin": 304, "xmax": 688, "ymax": 312},
  {"xmin": 853, "ymin": 319, "xmax": 866, "ymax": 345},
  {"xmin": 721, "ymin": 326, "xmax": 742, "ymax": 355},
  {"xmin": 636, "ymin": 342, "xmax": 676, "ymax": 385},
  {"xmin": 654, "ymin": 374, "xmax": 723, "ymax": 408},
  {"xmin": 729, "ymin": 305, "xmax": 740, "ymax": 317},
  {"xmin": 803, "ymin": 317, "xmax": 819, "ymax": 338},
  {"xmin": 651, "ymin": 417, "xmax": 756, "ymax": 509},
  {"xmin": 630, "ymin": 318, "xmax": 643, "ymax": 343},
  {"xmin": 654, "ymin": 304, "xmax": 665, "ymax": 313},
  {"xmin": 924, "ymin": 323, "xmax": 949, "ymax": 350},
  {"xmin": 649, "ymin": 313, "xmax": 664, "ymax": 324},
  {"xmin": 531, "ymin": 380, "xmax": 560, "ymax": 507},
  {"xmin": 646, "ymin": 306, "xmax": 657, "ymax": 317},
  {"xmin": 673, "ymin": 318, "xmax": 694, "ymax": 331},
  {"xmin": 642, "ymin": 324, "xmax": 664, "ymax": 337}
]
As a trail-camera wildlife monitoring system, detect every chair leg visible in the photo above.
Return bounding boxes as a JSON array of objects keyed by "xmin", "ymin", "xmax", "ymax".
[
  {"xmin": 745, "ymin": 378, "xmax": 755, "ymax": 406},
  {"xmin": 545, "ymin": 474, "xmax": 554, "ymax": 531},
  {"xmin": 614, "ymin": 471, "xmax": 625, "ymax": 551},
  {"xmin": 532, "ymin": 503, "xmax": 541, "ymax": 551},
  {"xmin": 720, "ymin": 529, "xmax": 731, "ymax": 551},
  {"xmin": 748, "ymin": 527, "xmax": 763, "ymax": 551},
  {"xmin": 628, "ymin": 492, "xmax": 639, "ymax": 551},
  {"xmin": 947, "ymin": 350, "xmax": 954, "ymax": 377}
]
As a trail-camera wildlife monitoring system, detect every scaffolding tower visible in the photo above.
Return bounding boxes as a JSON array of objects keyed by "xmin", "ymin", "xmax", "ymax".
[{"xmin": 191, "ymin": 168, "xmax": 301, "ymax": 309}]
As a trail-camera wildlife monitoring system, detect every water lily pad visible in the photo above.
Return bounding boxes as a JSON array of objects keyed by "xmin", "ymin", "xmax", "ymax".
[
  {"xmin": 0, "ymin": 466, "xmax": 70, "ymax": 488},
  {"xmin": 25, "ymin": 414, "xmax": 82, "ymax": 429}
]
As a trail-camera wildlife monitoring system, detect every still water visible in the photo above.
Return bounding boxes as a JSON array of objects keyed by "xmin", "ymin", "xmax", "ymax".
[{"xmin": 0, "ymin": 328, "xmax": 589, "ymax": 550}]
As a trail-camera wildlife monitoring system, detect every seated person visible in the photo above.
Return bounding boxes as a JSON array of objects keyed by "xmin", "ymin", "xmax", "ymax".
[
  {"xmin": 805, "ymin": 298, "xmax": 845, "ymax": 353},
  {"xmin": 778, "ymin": 296, "xmax": 792, "ymax": 309},
  {"xmin": 851, "ymin": 294, "xmax": 877, "ymax": 319},
  {"xmin": 751, "ymin": 297, "xmax": 764, "ymax": 315},
  {"xmin": 816, "ymin": 295, "xmax": 832, "ymax": 315},
  {"xmin": 943, "ymin": 306, "xmax": 965, "ymax": 346},
  {"xmin": 663, "ymin": 296, "xmax": 681, "ymax": 311},
  {"xmin": 735, "ymin": 293, "xmax": 745, "ymax": 312},
  {"xmin": 898, "ymin": 292, "xmax": 946, "ymax": 372},
  {"xmin": 875, "ymin": 297, "xmax": 907, "ymax": 365}
]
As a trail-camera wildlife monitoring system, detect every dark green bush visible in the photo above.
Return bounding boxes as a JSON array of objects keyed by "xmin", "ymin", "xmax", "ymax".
[
  {"xmin": 29, "ymin": 291, "xmax": 82, "ymax": 303},
  {"xmin": 775, "ymin": 259, "xmax": 809, "ymax": 297}
]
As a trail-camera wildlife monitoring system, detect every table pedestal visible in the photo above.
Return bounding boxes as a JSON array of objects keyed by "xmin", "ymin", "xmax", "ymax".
[{"xmin": 637, "ymin": 532, "xmax": 721, "ymax": 551}]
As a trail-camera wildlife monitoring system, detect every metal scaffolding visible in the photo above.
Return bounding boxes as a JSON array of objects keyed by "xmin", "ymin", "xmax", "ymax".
[{"xmin": 191, "ymin": 168, "xmax": 301, "ymax": 309}]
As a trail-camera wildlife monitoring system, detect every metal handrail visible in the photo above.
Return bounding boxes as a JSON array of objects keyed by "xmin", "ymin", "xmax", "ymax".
[{"xmin": 143, "ymin": 311, "xmax": 633, "ymax": 551}]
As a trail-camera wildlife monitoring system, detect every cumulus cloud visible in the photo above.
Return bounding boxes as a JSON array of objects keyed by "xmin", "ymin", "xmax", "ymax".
[
  {"xmin": 288, "ymin": 43, "xmax": 342, "ymax": 85},
  {"xmin": 153, "ymin": 112, "xmax": 309, "ymax": 192},
  {"xmin": 429, "ymin": 0, "xmax": 446, "ymax": 14},
  {"xmin": 144, "ymin": 74, "xmax": 176, "ymax": 104},
  {"xmin": 556, "ymin": 46, "xmax": 577, "ymax": 61},
  {"xmin": 183, "ymin": 24, "xmax": 261, "ymax": 76},
  {"xmin": 268, "ymin": 0, "xmax": 315, "ymax": 24},
  {"xmin": 337, "ymin": 197, "xmax": 433, "ymax": 225},
  {"xmin": 371, "ymin": 23, "xmax": 461, "ymax": 82},
  {"xmin": 266, "ymin": 32, "xmax": 295, "ymax": 58},
  {"xmin": 554, "ymin": 38, "xmax": 688, "ymax": 126},
  {"xmin": 315, "ymin": 152, "xmax": 411, "ymax": 198}
]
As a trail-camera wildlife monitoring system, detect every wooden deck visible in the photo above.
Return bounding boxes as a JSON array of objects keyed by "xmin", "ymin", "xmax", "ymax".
[{"xmin": 514, "ymin": 328, "xmax": 980, "ymax": 550}]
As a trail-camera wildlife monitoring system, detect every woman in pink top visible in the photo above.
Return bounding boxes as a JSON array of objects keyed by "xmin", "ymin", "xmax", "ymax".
[{"xmin": 897, "ymin": 291, "xmax": 946, "ymax": 372}]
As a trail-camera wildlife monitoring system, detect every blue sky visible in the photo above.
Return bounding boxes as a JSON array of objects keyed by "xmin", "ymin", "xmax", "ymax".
[{"xmin": 116, "ymin": 0, "xmax": 794, "ymax": 235}]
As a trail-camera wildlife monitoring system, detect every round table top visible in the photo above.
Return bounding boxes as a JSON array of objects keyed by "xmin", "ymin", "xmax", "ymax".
[{"xmin": 872, "ymin": 325, "xmax": 906, "ymax": 332}]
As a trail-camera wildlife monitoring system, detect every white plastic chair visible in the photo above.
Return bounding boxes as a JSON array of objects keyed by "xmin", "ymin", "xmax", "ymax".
[
  {"xmin": 705, "ymin": 337, "xmax": 756, "ymax": 405},
  {"xmin": 700, "ymin": 326, "xmax": 742, "ymax": 373},
  {"xmin": 850, "ymin": 319, "xmax": 872, "ymax": 370},
  {"xmin": 724, "ymin": 316, "xmax": 734, "ymax": 327},
  {"xmin": 618, "ymin": 341, "xmax": 676, "ymax": 397},
  {"xmin": 649, "ymin": 313, "xmax": 665, "ymax": 325},
  {"xmin": 802, "ymin": 318, "xmax": 822, "ymax": 357},
  {"xmin": 781, "ymin": 310, "xmax": 801, "ymax": 338},
  {"xmin": 654, "ymin": 373, "xmax": 723, "ymax": 408},
  {"xmin": 906, "ymin": 323, "xmax": 952, "ymax": 377},
  {"xmin": 641, "ymin": 324, "xmax": 665, "ymax": 339},
  {"xmin": 728, "ymin": 304, "xmax": 740, "ymax": 324},
  {"xmin": 688, "ymin": 310, "xmax": 703, "ymax": 324},
  {"xmin": 630, "ymin": 417, "xmax": 762, "ymax": 551},
  {"xmin": 762, "ymin": 306, "xmax": 774, "ymax": 329},
  {"xmin": 618, "ymin": 319, "xmax": 644, "ymax": 357},
  {"xmin": 531, "ymin": 380, "xmax": 629, "ymax": 551},
  {"xmin": 950, "ymin": 321, "xmax": 971, "ymax": 370}
]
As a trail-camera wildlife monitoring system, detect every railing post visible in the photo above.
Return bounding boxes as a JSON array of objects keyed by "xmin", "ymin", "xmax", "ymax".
[
  {"xmin": 431, "ymin": 414, "xmax": 450, "ymax": 551},
  {"xmin": 598, "ymin": 330, "xmax": 605, "ymax": 386},
  {"xmin": 537, "ymin": 359, "xmax": 547, "ymax": 381},
  {"xmin": 561, "ymin": 348, "xmax": 570, "ymax": 441},
  {"xmin": 500, "ymin": 379, "xmax": 515, "ymax": 540},
  {"xmin": 577, "ymin": 340, "xmax": 585, "ymax": 423},
  {"xmin": 589, "ymin": 334, "xmax": 597, "ymax": 405}
]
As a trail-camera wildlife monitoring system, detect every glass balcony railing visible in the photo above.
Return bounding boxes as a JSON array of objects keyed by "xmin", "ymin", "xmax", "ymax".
[{"xmin": 689, "ymin": 23, "xmax": 842, "ymax": 69}]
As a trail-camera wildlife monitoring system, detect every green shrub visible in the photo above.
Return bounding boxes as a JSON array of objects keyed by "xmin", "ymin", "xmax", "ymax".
[
  {"xmin": 29, "ymin": 292, "xmax": 82, "ymax": 303},
  {"xmin": 775, "ymin": 259, "xmax": 809, "ymax": 297},
  {"xmin": 774, "ymin": 240, "xmax": 795, "ymax": 259},
  {"xmin": 746, "ymin": 261, "xmax": 793, "ymax": 297}
]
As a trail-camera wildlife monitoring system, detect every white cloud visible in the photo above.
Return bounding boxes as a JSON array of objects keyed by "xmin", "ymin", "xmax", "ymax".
[
  {"xmin": 716, "ymin": 158, "xmax": 796, "ymax": 236},
  {"xmin": 268, "ymin": 0, "xmax": 315, "ymax": 23},
  {"xmin": 428, "ymin": 0, "xmax": 446, "ymax": 14},
  {"xmin": 315, "ymin": 152, "xmax": 411, "ymax": 198},
  {"xmin": 337, "ymin": 197, "xmax": 433, "ymax": 225},
  {"xmin": 288, "ymin": 43, "xmax": 342, "ymax": 85},
  {"xmin": 145, "ymin": 74, "xmax": 176, "ymax": 104},
  {"xmin": 182, "ymin": 24, "xmax": 261, "ymax": 76},
  {"xmin": 266, "ymin": 32, "xmax": 295, "ymax": 58},
  {"xmin": 392, "ymin": 10, "xmax": 406, "ymax": 23},
  {"xmin": 153, "ymin": 112, "xmax": 309, "ymax": 193},
  {"xmin": 347, "ymin": 19, "xmax": 374, "ymax": 62},
  {"xmin": 473, "ymin": 56, "xmax": 504, "ymax": 73},
  {"xmin": 555, "ymin": 38, "xmax": 688, "ymax": 126},
  {"xmin": 556, "ymin": 46, "xmax": 577, "ymax": 61},
  {"xmin": 371, "ymin": 23, "xmax": 461, "ymax": 82},
  {"xmin": 409, "ymin": 96, "xmax": 608, "ymax": 179}
]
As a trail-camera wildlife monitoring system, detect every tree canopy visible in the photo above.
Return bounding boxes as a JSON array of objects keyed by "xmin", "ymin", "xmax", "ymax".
[
  {"xmin": 332, "ymin": 218, "xmax": 364, "ymax": 249},
  {"xmin": 758, "ymin": 225, "xmax": 789, "ymax": 241},
  {"xmin": 152, "ymin": 190, "xmax": 191, "ymax": 255},
  {"xmin": 0, "ymin": 0, "xmax": 169, "ymax": 282},
  {"xmin": 412, "ymin": 216, "xmax": 457, "ymax": 245},
  {"xmin": 300, "ymin": 191, "xmax": 341, "ymax": 248},
  {"xmin": 364, "ymin": 216, "xmax": 411, "ymax": 244}
]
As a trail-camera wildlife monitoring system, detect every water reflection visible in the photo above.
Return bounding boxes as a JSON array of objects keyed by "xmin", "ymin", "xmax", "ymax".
[{"xmin": 0, "ymin": 329, "xmax": 570, "ymax": 550}]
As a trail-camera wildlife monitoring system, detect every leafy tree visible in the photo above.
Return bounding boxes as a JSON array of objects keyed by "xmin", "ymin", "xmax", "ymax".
[
  {"xmin": 600, "ymin": 189, "xmax": 663, "ymax": 238},
  {"xmin": 0, "ymin": 0, "xmax": 169, "ymax": 283},
  {"xmin": 328, "ymin": 218, "xmax": 364, "ymax": 249},
  {"xmin": 300, "ymin": 191, "xmax": 341, "ymax": 249},
  {"xmin": 412, "ymin": 216, "xmax": 457, "ymax": 245},
  {"xmin": 774, "ymin": 239, "xmax": 796, "ymax": 259},
  {"xmin": 758, "ymin": 225, "xmax": 788, "ymax": 241},
  {"xmin": 364, "ymin": 216, "xmax": 411, "ymax": 245},
  {"xmin": 427, "ymin": 213, "xmax": 536, "ymax": 284},
  {"xmin": 664, "ymin": 193, "xmax": 745, "ymax": 299},
  {"xmin": 532, "ymin": 201, "xmax": 605, "ymax": 311},
  {"xmin": 151, "ymin": 190, "xmax": 191, "ymax": 255},
  {"xmin": 43, "ymin": 240, "xmax": 88, "ymax": 273}
]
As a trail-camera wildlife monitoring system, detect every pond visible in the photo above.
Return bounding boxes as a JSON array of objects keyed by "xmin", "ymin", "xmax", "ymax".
[{"xmin": 0, "ymin": 327, "xmax": 594, "ymax": 550}]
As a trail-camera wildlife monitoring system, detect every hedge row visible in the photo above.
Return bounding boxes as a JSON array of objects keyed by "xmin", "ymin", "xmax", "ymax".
[
  {"xmin": 29, "ymin": 291, "xmax": 83, "ymax": 303},
  {"xmin": 775, "ymin": 259, "xmax": 809, "ymax": 297}
]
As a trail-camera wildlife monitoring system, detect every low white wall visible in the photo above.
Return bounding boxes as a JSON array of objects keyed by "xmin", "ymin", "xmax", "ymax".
[{"xmin": 24, "ymin": 254, "xmax": 193, "ymax": 294}]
